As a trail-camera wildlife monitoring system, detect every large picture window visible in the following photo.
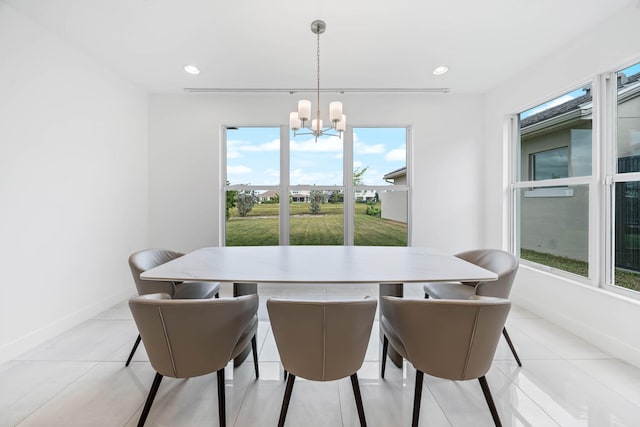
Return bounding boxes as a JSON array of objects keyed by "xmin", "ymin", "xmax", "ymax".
[{"xmin": 224, "ymin": 126, "xmax": 409, "ymax": 247}]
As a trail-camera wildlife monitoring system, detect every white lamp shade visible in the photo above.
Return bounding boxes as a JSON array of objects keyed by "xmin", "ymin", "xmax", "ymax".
[
  {"xmin": 298, "ymin": 100, "xmax": 311, "ymax": 121},
  {"xmin": 289, "ymin": 112, "xmax": 301, "ymax": 130},
  {"xmin": 312, "ymin": 119, "xmax": 323, "ymax": 133},
  {"xmin": 329, "ymin": 101, "xmax": 343, "ymax": 122},
  {"xmin": 336, "ymin": 114, "xmax": 346, "ymax": 131}
]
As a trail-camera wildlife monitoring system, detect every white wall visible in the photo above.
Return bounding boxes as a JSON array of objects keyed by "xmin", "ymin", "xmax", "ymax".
[
  {"xmin": 0, "ymin": 3, "xmax": 149, "ymax": 363},
  {"xmin": 484, "ymin": 4, "xmax": 640, "ymax": 366},
  {"xmin": 148, "ymin": 92, "xmax": 486, "ymax": 252}
]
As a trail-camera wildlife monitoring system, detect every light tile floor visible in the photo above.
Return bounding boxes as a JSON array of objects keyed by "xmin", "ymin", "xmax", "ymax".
[{"xmin": 2, "ymin": 282, "xmax": 640, "ymax": 426}]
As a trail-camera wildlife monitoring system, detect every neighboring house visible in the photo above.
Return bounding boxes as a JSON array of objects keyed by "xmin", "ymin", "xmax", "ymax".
[
  {"xmin": 290, "ymin": 190, "xmax": 310, "ymax": 203},
  {"xmin": 380, "ymin": 167, "xmax": 408, "ymax": 223},
  {"xmin": 257, "ymin": 190, "xmax": 278, "ymax": 203},
  {"xmin": 520, "ymin": 71, "xmax": 640, "ymax": 270},
  {"xmin": 354, "ymin": 190, "xmax": 377, "ymax": 202}
]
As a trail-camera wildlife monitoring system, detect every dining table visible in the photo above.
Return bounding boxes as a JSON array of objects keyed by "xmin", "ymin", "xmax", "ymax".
[{"xmin": 141, "ymin": 245, "xmax": 498, "ymax": 367}]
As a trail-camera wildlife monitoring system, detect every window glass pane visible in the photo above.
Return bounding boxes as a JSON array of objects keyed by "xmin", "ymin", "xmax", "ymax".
[
  {"xmin": 289, "ymin": 190, "xmax": 344, "ymax": 245},
  {"xmin": 531, "ymin": 147, "xmax": 568, "ymax": 180},
  {"xmin": 354, "ymin": 190, "xmax": 407, "ymax": 246},
  {"xmin": 614, "ymin": 181, "xmax": 640, "ymax": 291},
  {"xmin": 226, "ymin": 127, "xmax": 280, "ymax": 185},
  {"xmin": 353, "ymin": 128, "xmax": 407, "ymax": 186},
  {"xmin": 290, "ymin": 134, "xmax": 343, "ymax": 185},
  {"xmin": 519, "ymin": 88, "xmax": 592, "ymax": 180},
  {"xmin": 518, "ymin": 184, "xmax": 589, "ymax": 277},
  {"xmin": 225, "ymin": 190, "xmax": 279, "ymax": 246},
  {"xmin": 616, "ymin": 62, "xmax": 640, "ymax": 173}
]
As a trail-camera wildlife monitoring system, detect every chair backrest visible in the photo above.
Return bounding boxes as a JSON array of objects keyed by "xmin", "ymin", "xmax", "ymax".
[
  {"xmin": 129, "ymin": 249, "xmax": 185, "ymax": 296},
  {"xmin": 381, "ymin": 296, "xmax": 510, "ymax": 380},
  {"xmin": 129, "ymin": 293, "xmax": 259, "ymax": 378},
  {"xmin": 267, "ymin": 298, "xmax": 377, "ymax": 382},
  {"xmin": 457, "ymin": 249, "xmax": 518, "ymax": 298}
]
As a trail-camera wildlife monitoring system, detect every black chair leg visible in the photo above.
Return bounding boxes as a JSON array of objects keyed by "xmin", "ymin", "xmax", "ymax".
[
  {"xmin": 251, "ymin": 334, "xmax": 260, "ymax": 379},
  {"xmin": 126, "ymin": 334, "xmax": 142, "ymax": 367},
  {"xmin": 381, "ymin": 335, "xmax": 389, "ymax": 378},
  {"xmin": 137, "ymin": 372, "xmax": 163, "ymax": 427},
  {"xmin": 283, "ymin": 369, "xmax": 288, "ymax": 381},
  {"xmin": 215, "ymin": 292, "xmax": 220, "ymax": 298},
  {"xmin": 478, "ymin": 376, "xmax": 502, "ymax": 427},
  {"xmin": 350, "ymin": 373, "xmax": 367, "ymax": 427},
  {"xmin": 424, "ymin": 293, "xmax": 429, "ymax": 299},
  {"xmin": 412, "ymin": 370, "xmax": 424, "ymax": 427},
  {"xmin": 278, "ymin": 373, "xmax": 296, "ymax": 427},
  {"xmin": 502, "ymin": 327, "xmax": 522, "ymax": 367},
  {"xmin": 217, "ymin": 369, "xmax": 226, "ymax": 427}
]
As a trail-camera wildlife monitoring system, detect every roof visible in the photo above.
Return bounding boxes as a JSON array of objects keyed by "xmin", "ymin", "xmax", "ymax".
[
  {"xmin": 383, "ymin": 167, "xmax": 407, "ymax": 180},
  {"xmin": 521, "ymin": 72, "xmax": 640, "ymax": 128}
]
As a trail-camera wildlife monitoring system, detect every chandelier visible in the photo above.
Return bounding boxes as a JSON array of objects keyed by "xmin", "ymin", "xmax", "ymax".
[{"xmin": 289, "ymin": 20, "xmax": 345, "ymax": 142}]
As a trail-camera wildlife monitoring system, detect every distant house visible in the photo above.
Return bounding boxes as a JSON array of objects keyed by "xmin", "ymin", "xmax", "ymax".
[
  {"xmin": 380, "ymin": 167, "xmax": 408, "ymax": 223},
  {"xmin": 354, "ymin": 190, "xmax": 377, "ymax": 202},
  {"xmin": 257, "ymin": 190, "xmax": 278, "ymax": 203},
  {"xmin": 290, "ymin": 190, "xmax": 310, "ymax": 203}
]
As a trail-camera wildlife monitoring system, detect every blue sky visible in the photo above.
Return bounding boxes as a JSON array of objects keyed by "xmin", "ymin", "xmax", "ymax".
[{"xmin": 227, "ymin": 127, "xmax": 406, "ymax": 186}]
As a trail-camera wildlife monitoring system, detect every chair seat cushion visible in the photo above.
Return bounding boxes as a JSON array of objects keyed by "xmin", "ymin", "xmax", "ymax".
[
  {"xmin": 423, "ymin": 282, "xmax": 475, "ymax": 300},
  {"xmin": 173, "ymin": 281, "xmax": 220, "ymax": 299}
]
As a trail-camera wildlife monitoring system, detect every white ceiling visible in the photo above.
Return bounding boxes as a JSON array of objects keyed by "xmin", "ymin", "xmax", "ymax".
[{"xmin": 6, "ymin": 0, "xmax": 637, "ymax": 94}]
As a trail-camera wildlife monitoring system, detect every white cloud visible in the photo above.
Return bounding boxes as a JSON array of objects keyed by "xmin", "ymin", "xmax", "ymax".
[
  {"xmin": 227, "ymin": 165, "xmax": 252, "ymax": 174},
  {"xmin": 227, "ymin": 151, "xmax": 242, "ymax": 159},
  {"xmin": 353, "ymin": 160, "xmax": 363, "ymax": 168},
  {"xmin": 291, "ymin": 136, "xmax": 342, "ymax": 153},
  {"xmin": 227, "ymin": 138, "xmax": 280, "ymax": 152},
  {"xmin": 290, "ymin": 168, "xmax": 342, "ymax": 185},
  {"xmin": 385, "ymin": 148, "xmax": 406, "ymax": 162},
  {"xmin": 355, "ymin": 141, "xmax": 385, "ymax": 154}
]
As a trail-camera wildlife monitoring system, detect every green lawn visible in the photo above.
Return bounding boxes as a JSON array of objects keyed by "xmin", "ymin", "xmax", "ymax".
[
  {"xmin": 226, "ymin": 202, "xmax": 407, "ymax": 246},
  {"xmin": 521, "ymin": 248, "xmax": 640, "ymax": 292}
]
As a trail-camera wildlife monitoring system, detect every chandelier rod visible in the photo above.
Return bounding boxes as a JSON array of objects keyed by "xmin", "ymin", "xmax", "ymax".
[{"xmin": 316, "ymin": 24, "xmax": 321, "ymax": 128}]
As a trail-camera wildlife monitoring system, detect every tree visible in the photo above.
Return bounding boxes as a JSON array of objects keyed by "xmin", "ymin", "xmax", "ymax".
[
  {"xmin": 309, "ymin": 189, "xmax": 325, "ymax": 214},
  {"xmin": 225, "ymin": 181, "xmax": 237, "ymax": 220},
  {"xmin": 353, "ymin": 166, "xmax": 369, "ymax": 186},
  {"xmin": 236, "ymin": 190, "xmax": 256, "ymax": 217},
  {"xmin": 328, "ymin": 190, "xmax": 344, "ymax": 203}
]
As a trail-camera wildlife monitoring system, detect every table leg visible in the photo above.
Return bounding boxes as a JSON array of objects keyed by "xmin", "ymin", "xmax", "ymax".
[
  {"xmin": 379, "ymin": 283, "xmax": 403, "ymax": 368},
  {"xmin": 233, "ymin": 282, "xmax": 258, "ymax": 367}
]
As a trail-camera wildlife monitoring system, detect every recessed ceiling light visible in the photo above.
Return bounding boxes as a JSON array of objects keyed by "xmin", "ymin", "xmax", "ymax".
[
  {"xmin": 184, "ymin": 65, "xmax": 200, "ymax": 75},
  {"xmin": 432, "ymin": 66, "xmax": 449, "ymax": 76}
]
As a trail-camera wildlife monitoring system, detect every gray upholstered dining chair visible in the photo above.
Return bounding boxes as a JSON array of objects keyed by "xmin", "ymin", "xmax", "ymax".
[
  {"xmin": 267, "ymin": 298, "xmax": 377, "ymax": 427},
  {"xmin": 125, "ymin": 248, "xmax": 220, "ymax": 366},
  {"xmin": 422, "ymin": 249, "xmax": 521, "ymax": 366},
  {"xmin": 129, "ymin": 293, "xmax": 259, "ymax": 427},
  {"xmin": 380, "ymin": 296, "xmax": 511, "ymax": 427}
]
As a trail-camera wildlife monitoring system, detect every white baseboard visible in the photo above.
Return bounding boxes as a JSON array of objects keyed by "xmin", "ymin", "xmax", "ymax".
[{"xmin": 0, "ymin": 289, "xmax": 134, "ymax": 365}]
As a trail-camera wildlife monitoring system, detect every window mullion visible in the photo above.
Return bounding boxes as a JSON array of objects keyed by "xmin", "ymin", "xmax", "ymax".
[
  {"xmin": 344, "ymin": 126, "xmax": 354, "ymax": 245},
  {"xmin": 280, "ymin": 125, "xmax": 290, "ymax": 245}
]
